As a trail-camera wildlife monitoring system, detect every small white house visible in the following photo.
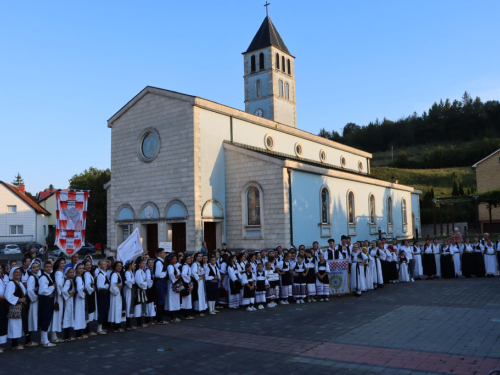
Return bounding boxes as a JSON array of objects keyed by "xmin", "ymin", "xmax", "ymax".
[{"xmin": 0, "ymin": 181, "xmax": 51, "ymax": 245}]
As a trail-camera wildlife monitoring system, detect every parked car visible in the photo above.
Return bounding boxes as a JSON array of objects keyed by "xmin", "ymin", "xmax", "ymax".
[
  {"xmin": 52, "ymin": 249, "xmax": 64, "ymax": 257},
  {"xmin": 3, "ymin": 244, "xmax": 21, "ymax": 255},
  {"xmin": 77, "ymin": 243, "xmax": 96, "ymax": 255}
]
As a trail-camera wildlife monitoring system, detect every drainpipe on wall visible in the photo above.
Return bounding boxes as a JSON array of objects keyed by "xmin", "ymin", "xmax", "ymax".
[{"xmin": 287, "ymin": 168, "xmax": 293, "ymax": 247}]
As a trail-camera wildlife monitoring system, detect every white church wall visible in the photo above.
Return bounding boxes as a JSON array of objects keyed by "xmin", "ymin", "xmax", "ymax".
[
  {"xmin": 108, "ymin": 92, "xmax": 197, "ymax": 252},
  {"xmin": 290, "ymin": 170, "xmax": 414, "ymax": 247},
  {"xmin": 274, "ymin": 99, "xmax": 296, "ymax": 129},
  {"xmin": 231, "ymin": 117, "xmax": 369, "ymax": 173},
  {"xmin": 411, "ymin": 192, "xmax": 421, "ymax": 237}
]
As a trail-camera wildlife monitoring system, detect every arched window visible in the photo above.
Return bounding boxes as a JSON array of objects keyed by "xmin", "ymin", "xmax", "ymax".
[
  {"xmin": 281, "ymin": 56, "xmax": 285, "ymax": 72},
  {"xmin": 348, "ymin": 192, "xmax": 355, "ymax": 224},
  {"xmin": 279, "ymin": 80, "xmax": 283, "ymax": 97},
  {"xmin": 259, "ymin": 52, "xmax": 265, "ymax": 70},
  {"xmin": 321, "ymin": 188, "xmax": 329, "ymax": 224},
  {"xmin": 369, "ymin": 194, "xmax": 376, "ymax": 224},
  {"xmin": 402, "ymin": 199, "xmax": 407, "ymax": 225},
  {"xmin": 256, "ymin": 80, "xmax": 261, "ymax": 97},
  {"xmin": 287, "ymin": 59, "xmax": 291, "ymax": 74},
  {"xmin": 250, "ymin": 55, "xmax": 256, "ymax": 72},
  {"xmin": 387, "ymin": 196, "xmax": 393, "ymax": 225},
  {"xmin": 247, "ymin": 187, "xmax": 261, "ymax": 226},
  {"xmin": 285, "ymin": 83, "xmax": 289, "ymax": 99},
  {"xmin": 275, "ymin": 53, "xmax": 280, "ymax": 70}
]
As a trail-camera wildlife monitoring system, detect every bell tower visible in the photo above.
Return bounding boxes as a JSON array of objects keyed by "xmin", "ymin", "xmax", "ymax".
[{"xmin": 243, "ymin": 15, "xmax": 296, "ymax": 128}]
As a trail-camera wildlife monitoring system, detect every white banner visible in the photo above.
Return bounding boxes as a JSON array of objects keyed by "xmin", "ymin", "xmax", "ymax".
[
  {"xmin": 55, "ymin": 190, "xmax": 89, "ymax": 256},
  {"xmin": 328, "ymin": 260, "xmax": 350, "ymax": 295},
  {"xmin": 159, "ymin": 242, "xmax": 172, "ymax": 253},
  {"xmin": 117, "ymin": 228, "xmax": 143, "ymax": 263}
]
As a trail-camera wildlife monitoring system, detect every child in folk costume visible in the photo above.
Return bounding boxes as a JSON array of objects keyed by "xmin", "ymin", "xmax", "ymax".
[
  {"xmin": 277, "ymin": 252, "xmax": 292, "ymax": 305},
  {"xmin": 83, "ymin": 260, "xmax": 98, "ymax": 336},
  {"xmin": 350, "ymin": 244, "xmax": 368, "ymax": 296},
  {"xmin": 484, "ymin": 239, "xmax": 498, "ymax": 277},
  {"xmin": 191, "ymin": 252, "xmax": 208, "ymax": 317},
  {"xmin": 0, "ymin": 265, "xmax": 8, "ymax": 353},
  {"xmin": 38, "ymin": 261, "xmax": 58, "ymax": 348},
  {"xmin": 315, "ymin": 252, "xmax": 330, "ymax": 301},
  {"xmin": 133, "ymin": 257, "xmax": 149, "ymax": 328},
  {"xmin": 218, "ymin": 254, "xmax": 229, "ymax": 307},
  {"xmin": 180, "ymin": 255, "xmax": 194, "ymax": 320},
  {"xmin": 52, "ymin": 258, "xmax": 66, "ymax": 343},
  {"xmin": 62, "ymin": 267, "xmax": 76, "ymax": 341},
  {"xmin": 95, "ymin": 260, "xmax": 110, "ymax": 334},
  {"xmin": 398, "ymin": 250, "xmax": 410, "ymax": 283},
  {"xmin": 385, "ymin": 245, "xmax": 399, "ymax": 283},
  {"xmin": 74, "ymin": 263, "xmax": 88, "ymax": 339},
  {"xmin": 412, "ymin": 240, "xmax": 423, "ymax": 279},
  {"xmin": 6, "ymin": 267, "xmax": 28, "ymax": 350},
  {"xmin": 227, "ymin": 255, "xmax": 242, "ymax": 308},
  {"xmin": 144, "ymin": 259, "xmax": 156, "ymax": 325},
  {"xmin": 109, "ymin": 261, "xmax": 125, "ymax": 332},
  {"xmin": 422, "ymin": 238, "xmax": 437, "ymax": 279},
  {"xmin": 254, "ymin": 262, "xmax": 268, "ymax": 309},
  {"xmin": 26, "ymin": 260, "xmax": 41, "ymax": 347},
  {"xmin": 205, "ymin": 256, "xmax": 221, "ymax": 315},
  {"xmin": 241, "ymin": 263, "xmax": 256, "ymax": 311},
  {"xmin": 265, "ymin": 261, "xmax": 279, "ymax": 307},
  {"xmin": 304, "ymin": 249, "xmax": 317, "ymax": 302},
  {"xmin": 123, "ymin": 260, "xmax": 137, "ymax": 330},
  {"xmin": 166, "ymin": 254, "xmax": 182, "ymax": 322},
  {"xmin": 291, "ymin": 255, "xmax": 307, "ymax": 303}
]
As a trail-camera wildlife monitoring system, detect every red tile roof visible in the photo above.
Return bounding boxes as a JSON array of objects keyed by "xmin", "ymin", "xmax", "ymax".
[
  {"xmin": 38, "ymin": 189, "xmax": 55, "ymax": 202},
  {"xmin": 0, "ymin": 181, "xmax": 51, "ymax": 215}
]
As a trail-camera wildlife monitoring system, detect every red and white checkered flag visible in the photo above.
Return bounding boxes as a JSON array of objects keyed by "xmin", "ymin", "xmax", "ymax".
[{"xmin": 55, "ymin": 190, "xmax": 89, "ymax": 255}]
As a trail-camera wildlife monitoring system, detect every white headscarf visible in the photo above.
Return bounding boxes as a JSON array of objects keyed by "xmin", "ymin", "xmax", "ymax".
[{"xmin": 9, "ymin": 266, "xmax": 20, "ymax": 281}]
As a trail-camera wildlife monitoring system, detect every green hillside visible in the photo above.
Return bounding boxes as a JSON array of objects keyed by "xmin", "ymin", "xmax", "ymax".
[{"xmin": 370, "ymin": 166, "xmax": 476, "ymax": 198}]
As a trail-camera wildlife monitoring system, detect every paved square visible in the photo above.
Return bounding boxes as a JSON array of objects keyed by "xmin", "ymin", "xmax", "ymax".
[{"xmin": 2, "ymin": 278, "xmax": 500, "ymax": 375}]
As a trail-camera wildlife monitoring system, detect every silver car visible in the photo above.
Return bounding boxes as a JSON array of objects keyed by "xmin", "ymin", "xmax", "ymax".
[{"xmin": 3, "ymin": 244, "xmax": 21, "ymax": 254}]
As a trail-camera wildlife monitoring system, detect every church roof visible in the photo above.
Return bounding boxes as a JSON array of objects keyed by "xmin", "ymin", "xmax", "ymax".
[{"xmin": 245, "ymin": 16, "xmax": 291, "ymax": 55}]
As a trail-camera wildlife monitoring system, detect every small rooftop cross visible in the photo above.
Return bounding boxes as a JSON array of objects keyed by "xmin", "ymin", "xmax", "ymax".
[{"xmin": 264, "ymin": 1, "xmax": 270, "ymax": 16}]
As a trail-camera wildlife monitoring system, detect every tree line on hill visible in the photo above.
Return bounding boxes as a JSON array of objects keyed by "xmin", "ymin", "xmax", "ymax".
[{"xmin": 319, "ymin": 92, "xmax": 500, "ymax": 168}]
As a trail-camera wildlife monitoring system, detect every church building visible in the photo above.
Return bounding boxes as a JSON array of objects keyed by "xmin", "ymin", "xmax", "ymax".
[{"xmin": 105, "ymin": 16, "xmax": 421, "ymax": 256}]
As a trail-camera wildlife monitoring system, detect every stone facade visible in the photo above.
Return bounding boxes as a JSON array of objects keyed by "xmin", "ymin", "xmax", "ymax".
[{"xmin": 475, "ymin": 149, "xmax": 500, "ymax": 227}]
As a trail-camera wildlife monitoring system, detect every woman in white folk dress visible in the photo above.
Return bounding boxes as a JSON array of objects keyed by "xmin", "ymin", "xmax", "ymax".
[
  {"xmin": 180, "ymin": 255, "xmax": 195, "ymax": 319},
  {"xmin": 218, "ymin": 254, "xmax": 229, "ymax": 307},
  {"xmin": 166, "ymin": 254, "xmax": 182, "ymax": 322},
  {"xmin": 109, "ymin": 261, "xmax": 125, "ymax": 333},
  {"xmin": 74, "ymin": 263, "xmax": 87, "ymax": 340},
  {"xmin": 26, "ymin": 260, "xmax": 41, "ymax": 347},
  {"xmin": 362, "ymin": 247, "xmax": 374, "ymax": 291},
  {"xmin": 6, "ymin": 267, "xmax": 28, "ymax": 350},
  {"xmin": 398, "ymin": 250, "xmax": 410, "ymax": 283},
  {"xmin": 484, "ymin": 239, "xmax": 498, "ymax": 277},
  {"xmin": 134, "ymin": 257, "xmax": 149, "ymax": 328},
  {"xmin": 83, "ymin": 260, "xmax": 98, "ymax": 336},
  {"xmin": 62, "ymin": 267, "xmax": 76, "ymax": 341},
  {"xmin": 0, "ymin": 264, "xmax": 9, "ymax": 353},
  {"xmin": 449, "ymin": 237, "xmax": 461, "ymax": 278},
  {"xmin": 412, "ymin": 240, "xmax": 423, "ymax": 279},
  {"xmin": 145, "ymin": 259, "xmax": 156, "ymax": 325},
  {"xmin": 51, "ymin": 258, "xmax": 66, "ymax": 343},
  {"xmin": 370, "ymin": 241, "xmax": 384, "ymax": 288},
  {"xmin": 191, "ymin": 252, "xmax": 207, "ymax": 316},
  {"xmin": 123, "ymin": 261, "xmax": 137, "ymax": 330},
  {"xmin": 350, "ymin": 244, "xmax": 368, "ymax": 296},
  {"xmin": 432, "ymin": 238, "xmax": 442, "ymax": 278}
]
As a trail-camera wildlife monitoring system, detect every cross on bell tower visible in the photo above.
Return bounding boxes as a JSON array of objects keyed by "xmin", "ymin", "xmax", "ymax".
[{"xmin": 242, "ymin": 13, "xmax": 297, "ymax": 128}]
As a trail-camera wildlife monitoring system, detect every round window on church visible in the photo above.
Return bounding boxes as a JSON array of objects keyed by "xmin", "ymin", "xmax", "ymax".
[
  {"xmin": 294, "ymin": 142, "xmax": 303, "ymax": 158},
  {"xmin": 138, "ymin": 128, "xmax": 160, "ymax": 162},
  {"xmin": 340, "ymin": 155, "xmax": 347, "ymax": 168},
  {"xmin": 264, "ymin": 133, "xmax": 275, "ymax": 151},
  {"xmin": 358, "ymin": 160, "xmax": 364, "ymax": 172},
  {"xmin": 319, "ymin": 149, "xmax": 327, "ymax": 163}
]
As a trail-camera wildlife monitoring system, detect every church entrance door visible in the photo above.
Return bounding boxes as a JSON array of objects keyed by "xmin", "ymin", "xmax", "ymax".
[
  {"xmin": 146, "ymin": 224, "xmax": 158, "ymax": 258},
  {"xmin": 204, "ymin": 222, "xmax": 216, "ymax": 255},
  {"xmin": 172, "ymin": 223, "xmax": 186, "ymax": 253}
]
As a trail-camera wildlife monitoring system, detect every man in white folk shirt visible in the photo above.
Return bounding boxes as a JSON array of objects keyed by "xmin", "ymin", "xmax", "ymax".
[
  {"xmin": 337, "ymin": 235, "xmax": 351, "ymax": 262},
  {"xmin": 325, "ymin": 239, "xmax": 343, "ymax": 260}
]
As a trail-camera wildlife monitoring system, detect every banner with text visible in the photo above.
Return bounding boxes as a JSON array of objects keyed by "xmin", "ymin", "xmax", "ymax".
[
  {"xmin": 55, "ymin": 190, "xmax": 89, "ymax": 256},
  {"xmin": 117, "ymin": 227, "xmax": 143, "ymax": 263},
  {"xmin": 328, "ymin": 259, "xmax": 349, "ymax": 295}
]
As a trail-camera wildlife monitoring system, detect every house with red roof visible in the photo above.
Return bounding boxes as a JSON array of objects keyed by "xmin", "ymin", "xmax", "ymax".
[{"xmin": 0, "ymin": 181, "xmax": 51, "ymax": 245}]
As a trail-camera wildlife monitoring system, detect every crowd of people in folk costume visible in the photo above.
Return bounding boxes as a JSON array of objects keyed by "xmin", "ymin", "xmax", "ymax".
[{"xmin": 0, "ymin": 232, "xmax": 499, "ymax": 352}]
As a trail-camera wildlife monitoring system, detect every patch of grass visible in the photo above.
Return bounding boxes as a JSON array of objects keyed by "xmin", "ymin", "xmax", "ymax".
[{"xmin": 370, "ymin": 166, "xmax": 476, "ymax": 197}]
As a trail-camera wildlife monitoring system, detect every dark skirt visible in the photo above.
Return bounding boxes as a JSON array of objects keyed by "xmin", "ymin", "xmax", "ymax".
[
  {"xmin": 39, "ymin": 295, "xmax": 55, "ymax": 332},
  {"xmin": 384, "ymin": 261, "xmax": 398, "ymax": 281},
  {"xmin": 243, "ymin": 283, "xmax": 256, "ymax": 299},
  {"xmin": 256, "ymin": 280, "xmax": 266, "ymax": 292},
  {"xmin": 146, "ymin": 286, "xmax": 156, "ymax": 303},
  {"xmin": 305, "ymin": 268, "xmax": 316, "ymax": 284},
  {"xmin": 86, "ymin": 290, "xmax": 96, "ymax": 315},
  {"xmin": 317, "ymin": 271, "xmax": 329, "ymax": 284},
  {"xmin": 0, "ymin": 300, "xmax": 8, "ymax": 336},
  {"xmin": 229, "ymin": 279, "xmax": 242, "ymax": 295},
  {"xmin": 191, "ymin": 279, "xmax": 199, "ymax": 302},
  {"xmin": 474, "ymin": 252, "xmax": 486, "ymax": 277},
  {"xmin": 461, "ymin": 252, "xmax": 475, "ymax": 277},
  {"xmin": 206, "ymin": 281, "xmax": 218, "ymax": 301},
  {"xmin": 441, "ymin": 255, "xmax": 455, "ymax": 279},
  {"xmin": 294, "ymin": 272, "xmax": 306, "ymax": 284},
  {"xmin": 281, "ymin": 271, "xmax": 292, "ymax": 286},
  {"xmin": 422, "ymin": 253, "xmax": 437, "ymax": 277},
  {"xmin": 97, "ymin": 292, "xmax": 110, "ymax": 324}
]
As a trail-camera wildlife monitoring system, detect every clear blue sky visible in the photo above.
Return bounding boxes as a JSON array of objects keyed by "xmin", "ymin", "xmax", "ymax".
[{"xmin": 2, "ymin": 0, "xmax": 499, "ymax": 194}]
